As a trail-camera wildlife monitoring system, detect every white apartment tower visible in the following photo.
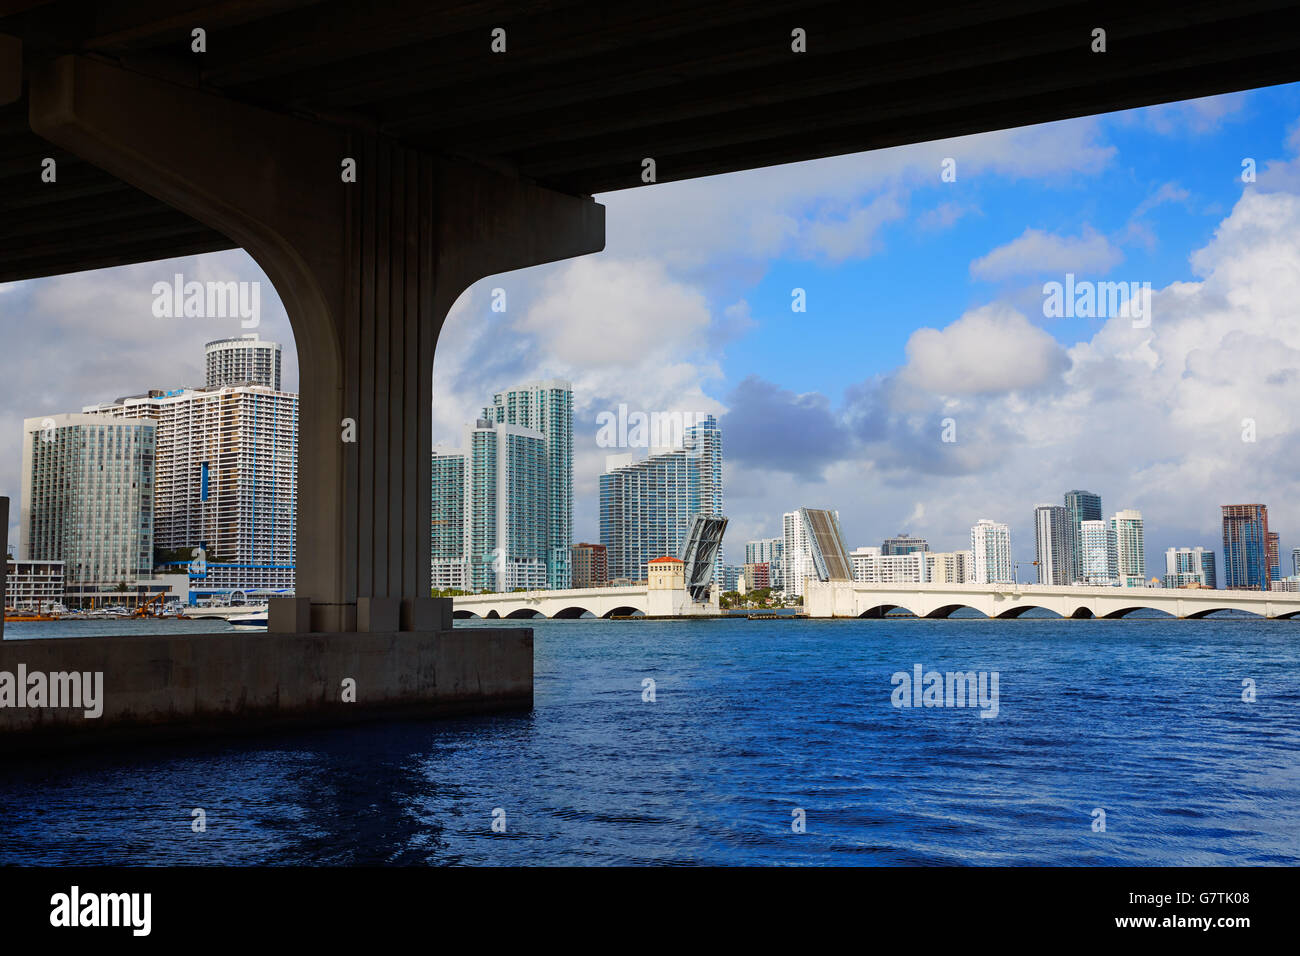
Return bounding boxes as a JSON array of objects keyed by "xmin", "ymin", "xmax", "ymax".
[
  {"xmin": 970, "ymin": 519, "xmax": 1013, "ymax": 584},
  {"xmin": 851, "ymin": 546, "xmax": 929, "ymax": 583},
  {"xmin": 205, "ymin": 334, "xmax": 282, "ymax": 391},
  {"xmin": 1078, "ymin": 519, "xmax": 1118, "ymax": 586},
  {"xmin": 1110, "ymin": 509, "xmax": 1146, "ymax": 587}
]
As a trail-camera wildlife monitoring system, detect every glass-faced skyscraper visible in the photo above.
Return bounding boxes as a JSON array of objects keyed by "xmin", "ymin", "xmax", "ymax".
[
  {"xmin": 1064, "ymin": 489, "xmax": 1102, "ymax": 583},
  {"xmin": 1222, "ymin": 504, "xmax": 1270, "ymax": 590},
  {"xmin": 430, "ymin": 450, "xmax": 466, "ymax": 590},
  {"xmin": 599, "ymin": 416, "xmax": 723, "ymax": 583},
  {"xmin": 20, "ymin": 413, "xmax": 156, "ymax": 604},
  {"xmin": 479, "ymin": 380, "xmax": 573, "ymax": 590}
]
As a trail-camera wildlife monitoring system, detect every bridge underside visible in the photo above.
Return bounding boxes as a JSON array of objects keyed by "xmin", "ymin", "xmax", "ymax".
[{"xmin": 6, "ymin": 1, "xmax": 1300, "ymax": 282}]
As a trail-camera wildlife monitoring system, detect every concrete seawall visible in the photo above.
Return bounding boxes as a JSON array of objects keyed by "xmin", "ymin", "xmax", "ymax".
[{"xmin": 0, "ymin": 627, "xmax": 532, "ymax": 752}]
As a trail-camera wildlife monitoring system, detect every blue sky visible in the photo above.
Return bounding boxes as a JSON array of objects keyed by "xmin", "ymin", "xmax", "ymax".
[
  {"xmin": 5, "ymin": 83, "xmax": 1300, "ymax": 576},
  {"xmin": 713, "ymin": 84, "xmax": 1300, "ymax": 396}
]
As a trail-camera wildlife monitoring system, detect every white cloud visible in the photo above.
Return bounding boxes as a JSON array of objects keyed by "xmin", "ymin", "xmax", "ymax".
[
  {"xmin": 970, "ymin": 226, "xmax": 1123, "ymax": 280},
  {"xmin": 599, "ymin": 117, "xmax": 1115, "ymax": 272},
  {"xmin": 1117, "ymin": 92, "xmax": 1249, "ymax": 136},
  {"xmin": 897, "ymin": 304, "xmax": 1070, "ymax": 395}
]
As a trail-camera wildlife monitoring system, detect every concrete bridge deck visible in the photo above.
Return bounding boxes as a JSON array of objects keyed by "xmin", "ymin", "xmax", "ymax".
[
  {"xmin": 805, "ymin": 581, "xmax": 1300, "ymax": 620},
  {"xmin": 456, "ymin": 581, "xmax": 1300, "ymax": 620},
  {"xmin": 454, "ymin": 586, "xmax": 650, "ymax": 620}
]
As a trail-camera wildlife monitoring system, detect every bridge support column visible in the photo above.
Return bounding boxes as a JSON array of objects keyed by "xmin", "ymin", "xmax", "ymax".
[{"xmin": 30, "ymin": 56, "xmax": 604, "ymax": 633}]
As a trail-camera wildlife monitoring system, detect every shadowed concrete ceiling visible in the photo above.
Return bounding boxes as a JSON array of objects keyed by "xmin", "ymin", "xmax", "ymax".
[{"xmin": 2, "ymin": 0, "xmax": 1300, "ymax": 282}]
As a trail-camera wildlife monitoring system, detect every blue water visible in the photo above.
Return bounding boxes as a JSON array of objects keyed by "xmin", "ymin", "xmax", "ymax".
[{"xmin": 1, "ymin": 617, "xmax": 1297, "ymax": 865}]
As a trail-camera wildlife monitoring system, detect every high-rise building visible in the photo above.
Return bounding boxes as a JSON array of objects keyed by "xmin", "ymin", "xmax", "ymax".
[
  {"xmin": 3, "ymin": 558, "xmax": 64, "ymax": 610},
  {"xmin": 463, "ymin": 419, "xmax": 548, "ymax": 592},
  {"xmin": 1164, "ymin": 546, "xmax": 1216, "ymax": 589},
  {"xmin": 742, "ymin": 562, "xmax": 771, "ymax": 590},
  {"xmin": 571, "ymin": 542, "xmax": 608, "ymax": 588},
  {"xmin": 1110, "ymin": 509, "xmax": 1145, "ymax": 588},
  {"xmin": 205, "ymin": 334, "xmax": 282, "ymax": 391},
  {"xmin": 20, "ymin": 413, "xmax": 156, "ymax": 605},
  {"xmin": 927, "ymin": 550, "xmax": 974, "ymax": 584},
  {"xmin": 1222, "ymin": 504, "xmax": 1270, "ymax": 591},
  {"xmin": 431, "ymin": 450, "xmax": 466, "ymax": 590},
  {"xmin": 1293, "ymin": 547, "xmax": 1300, "ymax": 577},
  {"xmin": 1266, "ymin": 531, "xmax": 1280, "ymax": 584},
  {"xmin": 745, "ymin": 537, "xmax": 783, "ymax": 590},
  {"xmin": 851, "ymin": 545, "xmax": 928, "ymax": 583},
  {"xmin": 480, "ymin": 380, "xmax": 574, "ymax": 590},
  {"xmin": 1034, "ymin": 504, "xmax": 1075, "ymax": 585},
  {"xmin": 1078, "ymin": 519, "xmax": 1118, "ymax": 585},
  {"xmin": 90, "ymin": 381, "xmax": 299, "ymax": 596},
  {"xmin": 881, "ymin": 533, "xmax": 928, "ymax": 556},
  {"xmin": 1064, "ymin": 490, "xmax": 1102, "ymax": 582},
  {"xmin": 970, "ymin": 519, "xmax": 1013, "ymax": 584},
  {"xmin": 783, "ymin": 508, "xmax": 851, "ymax": 597},
  {"xmin": 599, "ymin": 416, "xmax": 723, "ymax": 584},
  {"xmin": 721, "ymin": 564, "xmax": 743, "ymax": 592}
]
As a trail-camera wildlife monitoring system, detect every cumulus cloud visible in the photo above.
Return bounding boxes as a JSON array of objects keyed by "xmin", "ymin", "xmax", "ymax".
[
  {"xmin": 896, "ymin": 305, "xmax": 1071, "ymax": 395},
  {"xmin": 970, "ymin": 226, "xmax": 1123, "ymax": 281}
]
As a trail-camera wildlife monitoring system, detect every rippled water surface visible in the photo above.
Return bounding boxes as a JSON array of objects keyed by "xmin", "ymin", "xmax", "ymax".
[{"xmin": 1, "ymin": 616, "xmax": 1297, "ymax": 865}]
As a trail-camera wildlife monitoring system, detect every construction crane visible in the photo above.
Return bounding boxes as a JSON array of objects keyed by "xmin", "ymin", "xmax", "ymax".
[{"xmin": 134, "ymin": 591, "xmax": 166, "ymax": 618}]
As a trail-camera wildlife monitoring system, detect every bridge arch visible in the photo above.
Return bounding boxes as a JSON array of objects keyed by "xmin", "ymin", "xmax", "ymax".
[
  {"xmin": 995, "ymin": 605, "xmax": 1062, "ymax": 619},
  {"xmin": 452, "ymin": 609, "xmax": 481, "ymax": 619},
  {"xmin": 1184, "ymin": 606, "xmax": 1264, "ymax": 619},
  {"xmin": 505, "ymin": 608, "xmax": 544, "ymax": 619},
  {"xmin": 601, "ymin": 605, "xmax": 643, "ymax": 618},
  {"xmin": 858, "ymin": 603, "xmax": 915, "ymax": 618},
  {"xmin": 1101, "ymin": 606, "xmax": 1176, "ymax": 619},
  {"xmin": 924, "ymin": 604, "xmax": 988, "ymax": 619},
  {"xmin": 552, "ymin": 606, "xmax": 596, "ymax": 619}
]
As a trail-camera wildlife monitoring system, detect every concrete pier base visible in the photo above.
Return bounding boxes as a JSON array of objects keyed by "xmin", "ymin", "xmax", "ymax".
[{"xmin": 0, "ymin": 628, "xmax": 531, "ymax": 753}]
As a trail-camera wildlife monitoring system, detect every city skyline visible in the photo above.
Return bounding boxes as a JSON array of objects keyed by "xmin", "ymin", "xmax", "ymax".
[{"xmin": 8, "ymin": 342, "xmax": 1284, "ymax": 596}]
